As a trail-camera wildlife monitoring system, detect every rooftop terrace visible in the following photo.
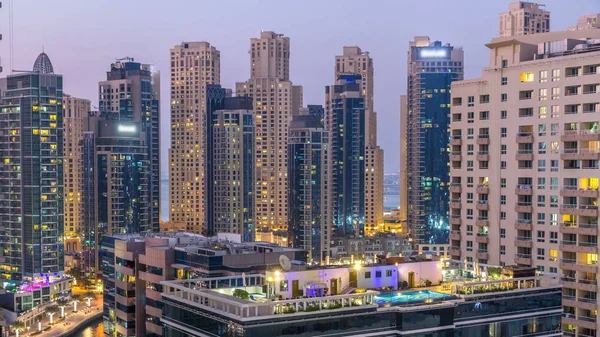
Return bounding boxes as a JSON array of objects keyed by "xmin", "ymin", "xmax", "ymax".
[{"xmin": 161, "ymin": 272, "xmax": 560, "ymax": 321}]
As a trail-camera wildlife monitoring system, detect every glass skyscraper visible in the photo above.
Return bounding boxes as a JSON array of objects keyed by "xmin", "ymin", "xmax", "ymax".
[
  {"xmin": 326, "ymin": 74, "xmax": 366, "ymax": 236},
  {"xmin": 405, "ymin": 37, "xmax": 464, "ymax": 245},
  {"xmin": 0, "ymin": 53, "xmax": 64, "ymax": 281},
  {"xmin": 288, "ymin": 112, "xmax": 330, "ymax": 262}
]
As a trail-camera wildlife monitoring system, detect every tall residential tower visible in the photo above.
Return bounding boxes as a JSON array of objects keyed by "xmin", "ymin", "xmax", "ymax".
[
  {"xmin": 63, "ymin": 94, "xmax": 90, "ymax": 253},
  {"xmin": 0, "ymin": 53, "xmax": 64, "ymax": 281},
  {"xmin": 288, "ymin": 111, "xmax": 331, "ymax": 262},
  {"xmin": 405, "ymin": 37, "xmax": 464, "ymax": 245},
  {"xmin": 499, "ymin": 1, "xmax": 551, "ymax": 37},
  {"xmin": 169, "ymin": 42, "xmax": 220, "ymax": 234},
  {"xmin": 450, "ymin": 29, "xmax": 600, "ymax": 336},
  {"xmin": 334, "ymin": 47, "xmax": 384, "ymax": 236},
  {"xmin": 236, "ymin": 31, "xmax": 302, "ymax": 235}
]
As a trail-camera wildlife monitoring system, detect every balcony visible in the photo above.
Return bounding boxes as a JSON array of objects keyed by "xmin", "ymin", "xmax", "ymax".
[
  {"xmin": 450, "ymin": 136, "xmax": 462, "ymax": 146},
  {"xmin": 476, "ymin": 135, "xmax": 490, "ymax": 145},
  {"xmin": 515, "ymin": 184, "xmax": 533, "ymax": 195},
  {"xmin": 559, "ymin": 258, "xmax": 576, "ymax": 270},
  {"xmin": 577, "ymin": 205, "xmax": 600, "ymax": 217},
  {"xmin": 561, "ymin": 148, "xmax": 600, "ymax": 160},
  {"xmin": 561, "ymin": 130, "xmax": 600, "ymax": 142},
  {"xmin": 449, "ymin": 183, "xmax": 461, "ymax": 193},
  {"xmin": 560, "ymin": 185, "xmax": 600, "ymax": 198},
  {"xmin": 476, "ymin": 151, "xmax": 489, "ymax": 161},
  {"xmin": 476, "ymin": 218, "xmax": 489, "ymax": 227},
  {"xmin": 560, "ymin": 222, "xmax": 579, "ymax": 234},
  {"xmin": 476, "ymin": 184, "xmax": 489, "ymax": 194},
  {"xmin": 450, "ymin": 216, "xmax": 462, "ymax": 225},
  {"xmin": 450, "ymin": 152, "xmax": 462, "ymax": 162},
  {"xmin": 514, "ymin": 219, "xmax": 533, "ymax": 231},
  {"xmin": 515, "ymin": 236, "xmax": 533, "ymax": 248},
  {"xmin": 450, "ymin": 199, "xmax": 462, "ymax": 209},
  {"xmin": 574, "ymin": 261, "xmax": 598, "ymax": 273},
  {"xmin": 560, "ymin": 240, "xmax": 578, "ymax": 252},
  {"xmin": 476, "ymin": 200, "xmax": 489, "ymax": 211},
  {"xmin": 578, "ymin": 241, "xmax": 598, "ymax": 254},
  {"xmin": 476, "ymin": 233, "xmax": 489, "ymax": 243},
  {"xmin": 515, "ymin": 150, "xmax": 533, "ymax": 161},
  {"xmin": 515, "ymin": 202, "xmax": 533, "ymax": 213},
  {"xmin": 515, "ymin": 253, "xmax": 532, "ymax": 265},
  {"xmin": 450, "ymin": 230, "xmax": 461, "ymax": 240},
  {"xmin": 476, "ymin": 250, "xmax": 489, "ymax": 260},
  {"xmin": 560, "ymin": 204, "xmax": 577, "ymax": 215},
  {"xmin": 450, "ymin": 247, "xmax": 461, "ymax": 256},
  {"xmin": 515, "ymin": 132, "xmax": 533, "ymax": 143}
]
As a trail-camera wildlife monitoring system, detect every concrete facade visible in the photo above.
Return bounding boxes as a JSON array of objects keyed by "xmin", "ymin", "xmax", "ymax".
[
  {"xmin": 169, "ymin": 42, "xmax": 220, "ymax": 234},
  {"xmin": 499, "ymin": 1, "xmax": 550, "ymax": 38},
  {"xmin": 450, "ymin": 29, "xmax": 600, "ymax": 336},
  {"xmin": 236, "ymin": 31, "xmax": 303, "ymax": 235},
  {"xmin": 63, "ymin": 94, "xmax": 90, "ymax": 253}
]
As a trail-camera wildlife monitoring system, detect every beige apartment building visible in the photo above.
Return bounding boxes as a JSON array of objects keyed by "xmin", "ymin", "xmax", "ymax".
[
  {"xmin": 236, "ymin": 31, "xmax": 302, "ymax": 234},
  {"xmin": 169, "ymin": 42, "xmax": 220, "ymax": 233},
  {"xmin": 62, "ymin": 94, "xmax": 90, "ymax": 252},
  {"xmin": 570, "ymin": 14, "xmax": 600, "ymax": 32},
  {"xmin": 450, "ymin": 29, "xmax": 600, "ymax": 336},
  {"xmin": 499, "ymin": 1, "xmax": 550, "ymax": 37}
]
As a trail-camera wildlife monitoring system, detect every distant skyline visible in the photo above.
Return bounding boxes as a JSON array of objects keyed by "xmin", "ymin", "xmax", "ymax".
[{"xmin": 0, "ymin": 0, "xmax": 597, "ymax": 173}]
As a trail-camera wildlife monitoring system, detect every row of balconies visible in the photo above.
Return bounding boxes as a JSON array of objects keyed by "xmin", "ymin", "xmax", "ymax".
[
  {"xmin": 561, "ymin": 148, "xmax": 600, "ymax": 160},
  {"xmin": 560, "ymin": 259, "xmax": 598, "ymax": 274},
  {"xmin": 560, "ymin": 204, "xmax": 599, "ymax": 217}
]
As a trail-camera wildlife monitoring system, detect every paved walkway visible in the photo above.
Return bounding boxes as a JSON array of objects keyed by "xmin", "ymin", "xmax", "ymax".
[{"xmin": 11, "ymin": 296, "xmax": 102, "ymax": 337}]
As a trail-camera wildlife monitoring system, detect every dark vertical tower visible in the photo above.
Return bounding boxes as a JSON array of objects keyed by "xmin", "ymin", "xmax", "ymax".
[
  {"xmin": 210, "ymin": 96, "xmax": 254, "ymax": 241},
  {"xmin": 288, "ymin": 111, "xmax": 330, "ymax": 262},
  {"xmin": 0, "ymin": 53, "xmax": 64, "ymax": 281},
  {"xmin": 406, "ymin": 37, "xmax": 464, "ymax": 245},
  {"xmin": 325, "ymin": 74, "xmax": 366, "ymax": 236},
  {"xmin": 205, "ymin": 84, "xmax": 229, "ymax": 236}
]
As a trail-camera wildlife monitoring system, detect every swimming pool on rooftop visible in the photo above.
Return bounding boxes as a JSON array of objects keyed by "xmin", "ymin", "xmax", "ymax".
[{"xmin": 374, "ymin": 290, "xmax": 455, "ymax": 307}]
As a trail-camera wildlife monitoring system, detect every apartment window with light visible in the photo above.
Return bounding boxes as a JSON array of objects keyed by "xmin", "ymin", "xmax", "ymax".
[
  {"xmin": 550, "ymin": 196, "xmax": 558, "ymax": 208},
  {"xmin": 539, "ymin": 70, "xmax": 548, "ymax": 83},
  {"xmin": 551, "ymin": 87, "xmax": 560, "ymax": 100},
  {"xmin": 520, "ymin": 72, "xmax": 534, "ymax": 82},
  {"xmin": 539, "ymin": 88, "xmax": 547, "ymax": 101},
  {"xmin": 552, "ymin": 69, "xmax": 560, "ymax": 81},
  {"xmin": 501, "ymin": 110, "xmax": 507, "ymax": 119}
]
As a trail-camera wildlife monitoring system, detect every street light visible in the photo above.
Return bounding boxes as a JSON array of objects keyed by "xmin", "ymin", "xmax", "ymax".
[
  {"xmin": 84, "ymin": 297, "xmax": 93, "ymax": 307},
  {"xmin": 47, "ymin": 312, "xmax": 55, "ymax": 325},
  {"xmin": 37, "ymin": 322, "xmax": 41, "ymax": 332},
  {"xmin": 59, "ymin": 306, "xmax": 66, "ymax": 318},
  {"xmin": 72, "ymin": 300, "xmax": 79, "ymax": 312}
]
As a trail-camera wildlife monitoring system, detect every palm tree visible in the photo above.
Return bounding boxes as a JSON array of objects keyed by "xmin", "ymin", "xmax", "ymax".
[{"xmin": 10, "ymin": 320, "xmax": 25, "ymax": 336}]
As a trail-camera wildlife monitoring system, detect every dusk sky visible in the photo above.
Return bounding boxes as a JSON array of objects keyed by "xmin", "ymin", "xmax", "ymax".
[{"xmin": 1, "ymin": 0, "xmax": 598, "ymax": 174}]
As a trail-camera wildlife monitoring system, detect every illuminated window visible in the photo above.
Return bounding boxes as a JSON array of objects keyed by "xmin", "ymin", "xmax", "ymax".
[{"xmin": 520, "ymin": 72, "xmax": 534, "ymax": 82}]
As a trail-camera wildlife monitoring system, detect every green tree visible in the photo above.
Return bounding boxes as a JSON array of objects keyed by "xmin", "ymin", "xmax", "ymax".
[{"xmin": 232, "ymin": 289, "xmax": 250, "ymax": 300}]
